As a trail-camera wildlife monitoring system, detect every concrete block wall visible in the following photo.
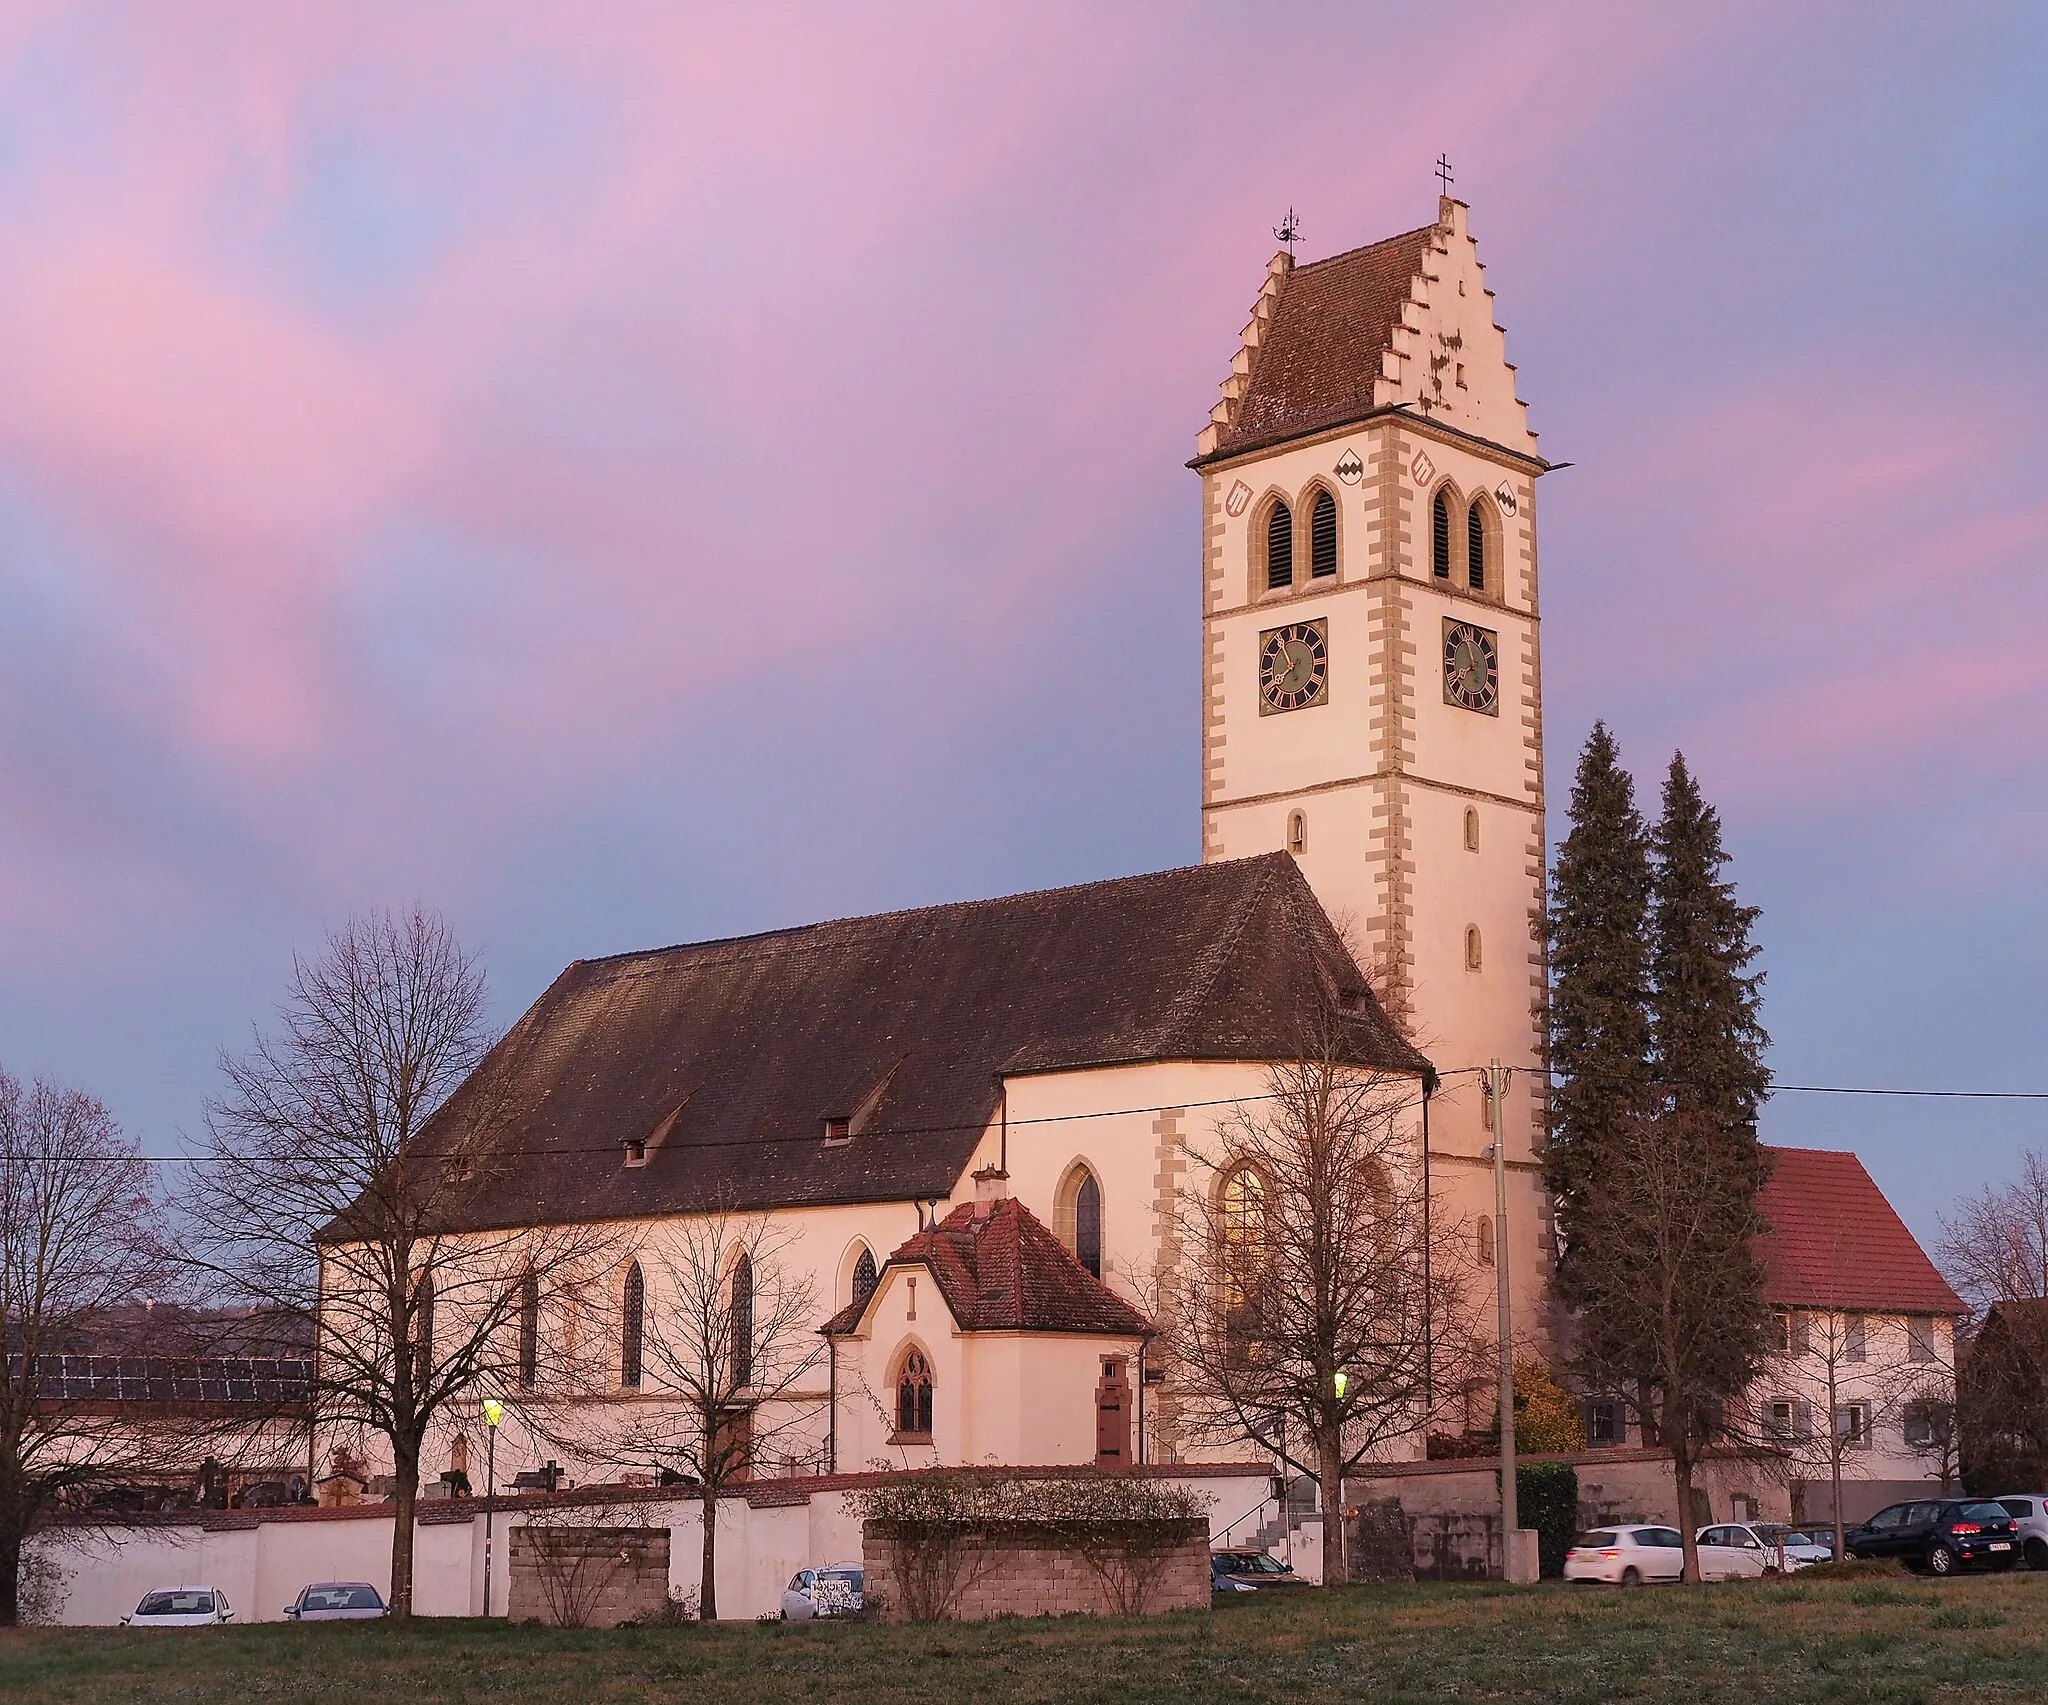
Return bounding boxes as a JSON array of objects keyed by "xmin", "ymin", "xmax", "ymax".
[{"xmin": 863, "ymin": 1523, "xmax": 1210, "ymax": 1621}]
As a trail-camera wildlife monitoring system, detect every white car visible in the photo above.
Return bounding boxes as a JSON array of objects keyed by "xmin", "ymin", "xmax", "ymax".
[
  {"xmin": 1991, "ymin": 1495, "xmax": 2048, "ymax": 1570},
  {"xmin": 1695, "ymin": 1523, "xmax": 1828, "ymax": 1578},
  {"xmin": 780, "ymin": 1563, "xmax": 863, "ymax": 1620},
  {"xmin": 1564, "ymin": 1524, "xmax": 1686, "ymax": 1586},
  {"xmin": 122, "ymin": 1586, "xmax": 236, "ymax": 1627},
  {"xmin": 285, "ymin": 1581, "xmax": 388, "ymax": 1620}
]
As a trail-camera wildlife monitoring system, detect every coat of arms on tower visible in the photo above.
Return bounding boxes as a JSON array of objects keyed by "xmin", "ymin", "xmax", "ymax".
[
  {"xmin": 1225, "ymin": 480, "xmax": 1253, "ymax": 518},
  {"xmin": 1334, "ymin": 448, "xmax": 1363, "ymax": 485},
  {"xmin": 1409, "ymin": 448, "xmax": 1436, "ymax": 487}
]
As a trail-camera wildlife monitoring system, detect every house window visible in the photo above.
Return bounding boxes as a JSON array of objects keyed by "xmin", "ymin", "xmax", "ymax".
[
  {"xmin": 1836, "ymin": 1402, "xmax": 1871, "ymax": 1449},
  {"xmin": 823, "ymin": 1117, "xmax": 852, "ymax": 1145},
  {"xmin": 1431, "ymin": 489, "xmax": 1452, "ymax": 579},
  {"xmin": 1286, "ymin": 810, "xmax": 1307, "ymax": 856},
  {"xmin": 1464, "ymin": 807, "xmax": 1479, "ymax": 852},
  {"xmin": 517, "ymin": 1274, "xmax": 539, "ymax": 1390},
  {"xmin": 895, "ymin": 1349, "xmax": 934, "ymax": 1439},
  {"xmin": 1476, "ymin": 1216, "xmax": 1495, "ymax": 1266},
  {"xmin": 1771, "ymin": 1308, "xmax": 1794, "ymax": 1354},
  {"xmin": 1467, "ymin": 500, "xmax": 1487, "ymax": 592},
  {"xmin": 851, "ymin": 1246, "xmax": 878, "ymax": 1304},
  {"xmin": 1587, "ymin": 1398, "xmax": 1625, "ymax": 1446},
  {"xmin": 621, "ymin": 1261, "xmax": 645, "ymax": 1390},
  {"xmin": 1309, "ymin": 489, "xmax": 1337, "ymax": 578},
  {"xmin": 1844, "ymin": 1314, "xmax": 1866, "ymax": 1363},
  {"xmin": 1768, "ymin": 1398, "xmax": 1811, "ymax": 1441},
  {"xmin": 624, "ymin": 1137, "xmax": 648, "ymax": 1167},
  {"xmin": 1266, "ymin": 501, "xmax": 1294, "ymax": 590},
  {"xmin": 1903, "ymin": 1398, "xmax": 1949, "ymax": 1449},
  {"xmin": 1907, "ymin": 1316, "xmax": 1936, "ymax": 1363},
  {"xmin": 730, "ymin": 1254, "xmax": 754, "ymax": 1387}
]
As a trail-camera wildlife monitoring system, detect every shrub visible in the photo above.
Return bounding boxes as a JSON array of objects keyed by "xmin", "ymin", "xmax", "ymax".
[{"xmin": 1507, "ymin": 1463, "xmax": 1579, "ymax": 1579}]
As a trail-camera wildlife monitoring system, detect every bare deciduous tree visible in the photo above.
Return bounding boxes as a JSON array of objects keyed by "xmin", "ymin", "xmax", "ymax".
[
  {"xmin": 0, "ymin": 1069, "xmax": 173, "ymax": 1624},
  {"xmin": 181, "ymin": 907, "xmax": 611, "ymax": 1616},
  {"xmin": 1561, "ymin": 1108, "xmax": 1772, "ymax": 1585},
  {"xmin": 1164, "ymin": 1042, "xmax": 1476, "ymax": 1586},
  {"xmin": 600, "ymin": 1212, "xmax": 821, "ymax": 1620},
  {"xmin": 1940, "ymin": 1150, "xmax": 2048, "ymax": 1314}
]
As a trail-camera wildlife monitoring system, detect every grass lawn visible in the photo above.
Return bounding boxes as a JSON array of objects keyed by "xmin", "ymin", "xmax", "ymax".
[{"xmin": 6, "ymin": 1572, "xmax": 2048, "ymax": 1704}]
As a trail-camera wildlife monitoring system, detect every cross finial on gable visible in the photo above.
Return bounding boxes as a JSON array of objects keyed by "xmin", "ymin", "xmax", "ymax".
[{"xmin": 1435, "ymin": 154, "xmax": 1454, "ymax": 196}]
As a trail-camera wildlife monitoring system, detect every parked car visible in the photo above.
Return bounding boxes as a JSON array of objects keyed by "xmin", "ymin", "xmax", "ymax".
[
  {"xmin": 1751, "ymin": 1524, "xmax": 1838, "ymax": 1565},
  {"xmin": 284, "ymin": 1582, "xmax": 388, "ymax": 1620},
  {"xmin": 1990, "ymin": 1495, "xmax": 2048, "ymax": 1570},
  {"xmin": 1210, "ymin": 1550, "xmax": 1309, "ymax": 1593},
  {"xmin": 780, "ymin": 1564, "xmax": 864, "ymax": 1620},
  {"xmin": 1844, "ymin": 1500, "xmax": 2020, "ymax": 1576},
  {"xmin": 1693, "ymin": 1523, "xmax": 1830, "ymax": 1578},
  {"xmin": 1563, "ymin": 1525, "xmax": 1685, "ymax": 1586},
  {"xmin": 122, "ymin": 1586, "xmax": 236, "ymax": 1627}
]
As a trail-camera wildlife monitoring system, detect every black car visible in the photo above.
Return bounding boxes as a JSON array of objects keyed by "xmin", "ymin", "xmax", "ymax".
[
  {"xmin": 1845, "ymin": 1499, "xmax": 2020, "ymax": 1576},
  {"xmin": 1210, "ymin": 1550, "xmax": 1310, "ymax": 1593}
]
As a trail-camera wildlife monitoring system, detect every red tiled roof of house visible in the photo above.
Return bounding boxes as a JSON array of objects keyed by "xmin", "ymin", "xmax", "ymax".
[
  {"xmin": 822, "ymin": 1197, "xmax": 1153, "ymax": 1339},
  {"xmin": 1759, "ymin": 1146, "xmax": 1965, "ymax": 1315},
  {"xmin": 1212, "ymin": 224, "xmax": 1439, "ymax": 456}
]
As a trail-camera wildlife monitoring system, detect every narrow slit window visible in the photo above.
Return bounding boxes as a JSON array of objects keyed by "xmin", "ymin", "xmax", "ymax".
[
  {"xmin": 620, "ymin": 1261, "xmax": 644, "ymax": 1390},
  {"xmin": 1465, "ymin": 926, "xmax": 1482, "ymax": 971},
  {"xmin": 1463, "ymin": 807, "xmax": 1480, "ymax": 852},
  {"xmin": 1309, "ymin": 490, "xmax": 1337, "ymax": 578},
  {"xmin": 1467, "ymin": 501, "xmax": 1487, "ymax": 592},
  {"xmin": 1432, "ymin": 490, "xmax": 1452, "ymax": 579},
  {"xmin": 1477, "ymin": 1216, "xmax": 1495, "ymax": 1265},
  {"xmin": 1266, "ymin": 502, "xmax": 1294, "ymax": 590},
  {"xmin": 1286, "ymin": 810, "xmax": 1307, "ymax": 855}
]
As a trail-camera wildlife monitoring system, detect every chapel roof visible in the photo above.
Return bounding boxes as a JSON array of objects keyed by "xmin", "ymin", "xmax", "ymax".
[
  {"xmin": 1209, "ymin": 223, "xmax": 1439, "ymax": 457},
  {"xmin": 820, "ymin": 1195, "xmax": 1154, "ymax": 1339},
  {"xmin": 396, "ymin": 854, "xmax": 1427, "ymax": 1233},
  {"xmin": 1759, "ymin": 1147, "xmax": 1965, "ymax": 1316}
]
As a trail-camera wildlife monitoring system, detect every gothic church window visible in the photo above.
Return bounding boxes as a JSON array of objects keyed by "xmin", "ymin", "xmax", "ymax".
[
  {"xmin": 1309, "ymin": 489, "xmax": 1337, "ymax": 578},
  {"xmin": 1467, "ymin": 500, "xmax": 1488, "ymax": 592},
  {"xmin": 851, "ymin": 1246, "xmax": 878, "ymax": 1304},
  {"xmin": 1056, "ymin": 1165, "xmax": 1105, "ymax": 1278},
  {"xmin": 517, "ymin": 1273, "xmax": 539, "ymax": 1390},
  {"xmin": 731, "ymin": 1253, "xmax": 754, "ymax": 1387},
  {"xmin": 1220, "ymin": 1164, "xmax": 1267, "ymax": 1309},
  {"xmin": 895, "ymin": 1348, "xmax": 934, "ymax": 1438},
  {"xmin": 1266, "ymin": 501, "xmax": 1294, "ymax": 590},
  {"xmin": 1432, "ymin": 489, "xmax": 1452, "ymax": 580},
  {"xmin": 621, "ymin": 1261, "xmax": 645, "ymax": 1390}
]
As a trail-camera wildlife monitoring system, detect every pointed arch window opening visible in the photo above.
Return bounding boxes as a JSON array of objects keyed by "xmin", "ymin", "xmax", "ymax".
[
  {"xmin": 1467, "ymin": 500, "xmax": 1487, "ymax": 592},
  {"xmin": 1266, "ymin": 502, "xmax": 1294, "ymax": 590},
  {"xmin": 517, "ymin": 1273, "xmax": 539, "ymax": 1391},
  {"xmin": 1431, "ymin": 490, "xmax": 1452, "ymax": 580},
  {"xmin": 895, "ymin": 1348, "xmax": 934, "ymax": 1439},
  {"xmin": 621, "ymin": 1260, "xmax": 645, "ymax": 1390},
  {"xmin": 1075, "ymin": 1173, "xmax": 1103, "ymax": 1279},
  {"xmin": 730, "ymin": 1253, "xmax": 754, "ymax": 1388},
  {"xmin": 851, "ymin": 1246, "xmax": 878, "ymax": 1304},
  {"xmin": 1309, "ymin": 490, "xmax": 1337, "ymax": 578},
  {"xmin": 412, "ymin": 1273, "xmax": 435, "ymax": 1394}
]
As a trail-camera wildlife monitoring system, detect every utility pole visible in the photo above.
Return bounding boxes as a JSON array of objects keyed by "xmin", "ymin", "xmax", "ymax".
[{"xmin": 1486, "ymin": 1060, "xmax": 1534, "ymax": 1582}]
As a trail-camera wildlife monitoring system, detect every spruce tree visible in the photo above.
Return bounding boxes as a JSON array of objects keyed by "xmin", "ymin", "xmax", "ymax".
[
  {"xmin": 1544, "ymin": 723, "xmax": 1654, "ymax": 1257},
  {"xmin": 1650, "ymin": 751, "xmax": 1770, "ymax": 1135}
]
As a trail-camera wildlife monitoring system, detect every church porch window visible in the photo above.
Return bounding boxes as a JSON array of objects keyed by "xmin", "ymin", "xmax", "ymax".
[{"xmin": 894, "ymin": 1348, "xmax": 934, "ymax": 1440}]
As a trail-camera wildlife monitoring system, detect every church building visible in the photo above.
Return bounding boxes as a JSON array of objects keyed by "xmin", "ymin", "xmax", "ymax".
[{"xmin": 364, "ymin": 195, "xmax": 1558, "ymax": 1487}]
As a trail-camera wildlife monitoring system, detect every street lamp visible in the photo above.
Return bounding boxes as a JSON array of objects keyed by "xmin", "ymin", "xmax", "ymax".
[{"xmin": 481, "ymin": 1397, "xmax": 504, "ymax": 1617}]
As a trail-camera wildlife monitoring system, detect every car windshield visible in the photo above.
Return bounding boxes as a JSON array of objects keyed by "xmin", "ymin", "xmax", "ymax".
[
  {"xmin": 138, "ymin": 1590, "xmax": 214, "ymax": 1616},
  {"xmin": 818, "ymin": 1570, "xmax": 862, "ymax": 1587},
  {"xmin": 305, "ymin": 1586, "xmax": 382, "ymax": 1610},
  {"xmin": 1576, "ymin": 1531, "xmax": 1617, "ymax": 1548}
]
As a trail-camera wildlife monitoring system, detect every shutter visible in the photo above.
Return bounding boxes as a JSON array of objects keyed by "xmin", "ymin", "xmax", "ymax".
[
  {"xmin": 1267, "ymin": 503, "xmax": 1294, "ymax": 589},
  {"xmin": 1431, "ymin": 491, "xmax": 1451, "ymax": 578},
  {"xmin": 1793, "ymin": 1400, "xmax": 1813, "ymax": 1440},
  {"xmin": 1310, "ymin": 490, "xmax": 1338, "ymax": 577},
  {"xmin": 1467, "ymin": 501, "xmax": 1486, "ymax": 590}
]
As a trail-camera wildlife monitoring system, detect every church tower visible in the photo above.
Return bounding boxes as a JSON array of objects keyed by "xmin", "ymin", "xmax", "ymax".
[{"xmin": 1193, "ymin": 198, "xmax": 1551, "ymax": 1344}]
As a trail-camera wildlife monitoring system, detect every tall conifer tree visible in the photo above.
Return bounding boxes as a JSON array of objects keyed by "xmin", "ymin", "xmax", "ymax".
[
  {"xmin": 1650, "ymin": 751, "xmax": 1770, "ymax": 1133},
  {"xmin": 1544, "ymin": 723, "xmax": 1654, "ymax": 1255}
]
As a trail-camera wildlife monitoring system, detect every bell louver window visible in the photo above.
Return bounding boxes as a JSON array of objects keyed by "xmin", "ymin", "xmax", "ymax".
[
  {"xmin": 1266, "ymin": 502, "xmax": 1294, "ymax": 589},
  {"xmin": 1309, "ymin": 490, "xmax": 1337, "ymax": 578}
]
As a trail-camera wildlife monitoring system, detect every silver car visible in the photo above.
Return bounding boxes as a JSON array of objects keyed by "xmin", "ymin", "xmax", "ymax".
[
  {"xmin": 780, "ymin": 1564, "xmax": 864, "ymax": 1620},
  {"xmin": 1991, "ymin": 1495, "xmax": 2048, "ymax": 1569},
  {"xmin": 285, "ymin": 1581, "xmax": 388, "ymax": 1620},
  {"xmin": 122, "ymin": 1586, "xmax": 235, "ymax": 1627}
]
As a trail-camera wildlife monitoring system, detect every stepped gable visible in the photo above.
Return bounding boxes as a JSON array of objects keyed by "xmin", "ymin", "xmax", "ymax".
[
  {"xmin": 1199, "ymin": 221, "xmax": 1439, "ymax": 459},
  {"xmin": 389, "ymin": 854, "xmax": 1428, "ymax": 1234},
  {"xmin": 1760, "ymin": 1147, "xmax": 1965, "ymax": 1316},
  {"xmin": 821, "ymin": 1197, "xmax": 1152, "ymax": 1338}
]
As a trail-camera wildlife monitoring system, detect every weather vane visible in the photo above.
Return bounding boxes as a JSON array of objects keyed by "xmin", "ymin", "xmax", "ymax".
[
  {"xmin": 1436, "ymin": 154, "xmax": 1455, "ymax": 196},
  {"xmin": 1274, "ymin": 207, "xmax": 1301, "ymax": 256}
]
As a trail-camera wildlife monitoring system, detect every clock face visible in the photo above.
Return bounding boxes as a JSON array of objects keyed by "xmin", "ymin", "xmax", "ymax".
[
  {"xmin": 1442, "ymin": 619, "xmax": 1500, "ymax": 715},
  {"xmin": 1259, "ymin": 620, "xmax": 1328, "ymax": 714}
]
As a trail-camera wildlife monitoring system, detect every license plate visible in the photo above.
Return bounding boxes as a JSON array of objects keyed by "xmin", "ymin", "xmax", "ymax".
[{"xmin": 1990, "ymin": 1542, "xmax": 2011, "ymax": 1551}]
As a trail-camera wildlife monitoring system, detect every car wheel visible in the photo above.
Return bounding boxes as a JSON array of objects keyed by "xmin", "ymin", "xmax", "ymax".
[
  {"xmin": 1620, "ymin": 1566, "xmax": 1642, "ymax": 1589},
  {"xmin": 2026, "ymin": 1538, "xmax": 2048, "ymax": 1571},
  {"xmin": 1926, "ymin": 1543, "xmax": 1957, "ymax": 1577}
]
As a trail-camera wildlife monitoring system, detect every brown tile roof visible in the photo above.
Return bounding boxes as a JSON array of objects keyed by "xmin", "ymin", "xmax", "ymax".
[
  {"xmin": 406, "ymin": 855, "xmax": 1427, "ymax": 1232},
  {"xmin": 1759, "ymin": 1147, "xmax": 1965, "ymax": 1315},
  {"xmin": 1212, "ymin": 224, "xmax": 1438, "ymax": 456},
  {"xmin": 822, "ymin": 1197, "xmax": 1153, "ymax": 1338}
]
